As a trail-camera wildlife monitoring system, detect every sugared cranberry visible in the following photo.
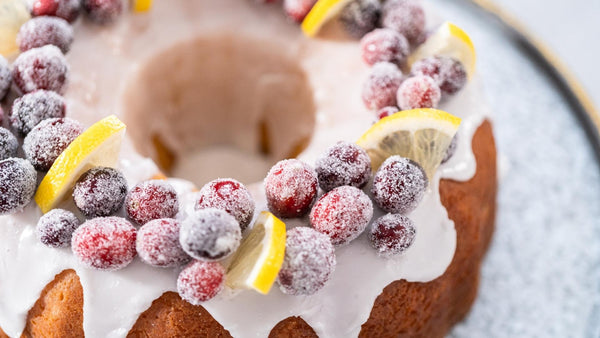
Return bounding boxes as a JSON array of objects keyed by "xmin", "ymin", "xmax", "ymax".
[
  {"xmin": 264, "ymin": 159, "xmax": 318, "ymax": 218},
  {"xmin": 315, "ymin": 141, "xmax": 371, "ymax": 192},
  {"xmin": 12, "ymin": 45, "xmax": 69, "ymax": 94},
  {"xmin": 17, "ymin": 17, "xmax": 74, "ymax": 54},
  {"xmin": 396, "ymin": 75, "xmax": 441, "ymax": 110},
  {"xmin": 23, "ymin": 117, "xmax": 83, "ymax": 171},
  {"xmin": 376, "ymin": 106, "xmax": 399, "ymax": 120},
  {"xmin": 360, "ymin": 28, "xmax": 410, "ymax": 66},
  {"xmin": 125, "ymin": 180, "xmax": 179, "ymax": 225},
  {"xmin": 179, "ymin": 208, "xmax": 241, "ymax": 261},
  {"xmin": 371, "ymin": 155, "xmax": 428, "ymax": 214},
  {"xmin": 380, "ymin": 0, "xmax": 425, "ymax": 44},
  {"xmin": 441, "ymin": 134, "xmax": 458, "ymax": 164},
  {"xmin": 310, "ymin": 186, "xmax": 373, "ymax": 246},
  {"xmin": 137, "ymin": 218, "xmax": 191, "ymax": 267},
  {"xmin": 0, "ymin": 127, "xmax": 18, "ymax": 161},
  {"xmin": 0, "ymin": 158, "xmax": 37, "ymax": 215},
  {"xmin": 32, "ymin": 0, "xmax": 81, "ymax": 23},
  {"xmin": 283, "ymin": 0, "xmax": 317, "ymax": 23},
  {"xmin": 277, "ymin": 227, "xmax": 336, "ymax": 296},
  {"xmin": 411, "ymin": 56, "xmax": 467, "ymax": 95},
  {"xmin": 71, "ymin": 217, "xmax": 137, "ymax": 270},
  {"xmin": 81, "ymin": 0, "xmax": 122, "ymax": 24},
  {"xmin": 177, "ymin": 260, "xmax": 225, "ymax": 304},
  {"xmin": 0, "ymin": 55, "xmax": 11, "ymax": 100},
  {"xmin": 73, "ymin": 167, "xmax": 127, "ymax": 217},
  {"xmin": 340, "ymin": 0, "xmax": 381, "ymax": 38},
  {"xmin": 195, "ymin": 178, "xmax": 255, "ymax": 230},
  {"xmin": 369, "ymin": 213, "xmax": 416, "ymax": 257},
  {"xmin": 362, "ymin": 62, "xmax": 404, "ymax": 110},
  {"xmin": 37, "ymin": 208, "xmax": 81, "ymax": 248},
  {"xmin": 10, "ymin": 90, "xmax": 66, "ymax": 136}
]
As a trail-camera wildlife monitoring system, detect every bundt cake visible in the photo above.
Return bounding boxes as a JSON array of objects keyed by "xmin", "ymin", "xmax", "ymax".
[{"xmin": 0, "ymin": 0, "xmax": 496, "ymax": 337}]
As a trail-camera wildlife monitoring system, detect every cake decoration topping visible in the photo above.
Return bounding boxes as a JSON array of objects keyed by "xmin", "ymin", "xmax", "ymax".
[
  {"xmin": 0, "ymin": 157, "xmax": 37, "ymax": 215},
  {"xmin": 17, "ymin": 16, "xmax": 74, "ymax": 54},
  {"xmin": 0, "ymin": 0, "xmax": 31, "ymax": 56},
  {"xmin": 136, "ymin": 218, "xmax": 191, "ymax": 267},
  {"xmin": 277, "ymin": 226, "xmax": 336, "ymax": 296},
  {"xmin": 81, "ymin": 0, "xmax": 123, "ymax": 24},
  {"xmin": 376, "ymin": 106, "xmax": 399, "ymax": 120},
  {"xmin": 125, "ymin": 180, "xmax": 179, "ymax": 225},
  {"xmin": 73, "ymin": 166, "xmax": 128, "ymax": 217},
  {"xmin": 264, "ymin": 159, "xmax": 318, "ymax": 218},
  {"xmin": 369, "ymin": 213, "xmax": 416, "ymax": 257},
  {"xmin": 396, "ymin": 74, "xmax": 441, "ymax": 110},
  {"xmin": 380, "ymin": 0, "xmax": 425, "ymax": 45},
  {"xmin": 0, "ymin": 55, "xmax": 11, "ymax": 100},
  {"xmin": 310, "ymin": 185, "xmax": 374, "ymax": 246},
  {"xmin": 339, "ymin": 0, "xmax": 381, "ymax": 38},
  {"xmin": 10, "ymin": 90, "xmax": 67, "ymax": 136},
  {"xmin": 71, "ymin": 216, "xmax": 137, "ymax": 271},
  {"xmin": 23, "ymin": 117, "xmax": 84, "ymax": 171},
  {"xmin": 179, "ymin": 208, "xmax": 242, "ymax": 262},
  {"xmin": 315, "ymin": 141, "xmax": 371, "ymax": 192},
  {"xmin": 195, "ymin": 178, "xmax": 255, "ymax": 231},
  {"xmin": 31, "ymin": 0, "xmax": 82, "ymax": 23},
  {"xmin": 411, "ymin": 56, "xmax": 467, "ymax": 95},
  {"xmin": 360, "ymin": 28, "xmax": 410, "ymax": 67},
  {"xmin": 36, "ymin": 208, "xmax": 81, "ymax": 248},
  {"xmin": 284, "ymin": 0, "xmax": 318, "ymax": 23},
  {"xmin": 132, "ymin": 0, "xmax": 153, "ymax": 13},
  {"xmin": 362, "ymin": 61, "xmax": 404, "ymax": 110},
  {"xmin": 442, "ymin": 134, "xmax": 458, "ymax": 164},
  {"xmin": 12, "ymin": 45, "xmax": 69, "ymax": 94},
  {"xmin": 0, "ymin": 127, "xmax": 18, "ymax": 161},
  {"xmin": 177, "ymin": 260, "xmax": 225, "ymax": 305}
]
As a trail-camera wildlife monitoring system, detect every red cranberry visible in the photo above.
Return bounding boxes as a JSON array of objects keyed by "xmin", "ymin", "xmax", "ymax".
[
  {"xmin": 125, "ymin": 180, "xmax": 179, "ymax": 225},
  {"xmin": 315, "ymin": 141, "xmax": 371, "ymax": 192},
  {"xmin": 179, "ymin": 208, "xmax": 241, "ymax": 261},
  {"xmin": 32, "ymin": 0, "xmax": 81, "ymax": 23},
  {"xmin": 441, "ymin": 134, "xmax": 458, "ymax": 164},
  {"xmin": 0, "ymin": 127, "xmax": 18, "ymax": 161},
  {"xmin": 17, "ymin": 17, "xmax": 74, "ymax": 54},
  {"xmin": 177, "ymin": 260, "xmax": 225, "ymax": 304},
  {"xmin": 411, "ymin": 56, "xmax": 468, "ymax": 95},
  {"xmin": 82, "ymin": 0, "xmax": 122, "ymax": 24},
  {"xmin": 264, "ymin": 159, "xmax": 318, "ymax": 218},
  {"xmin": 23, "ymin": 117, "xmax": 83, "ymax": 171},
  {"xmin": 12, "ymin": 45, "xmax": 69, "ymax": 94},
  {"xmin": 0, "ymin": 56, "xmax": 11, "ymax": 100},
  {"xmin": 195, "ymin": 178, "xmax": 255, "ymax": 230},
  {"xmin": 380, "ymin": 0, "xmax": 425, "ymax": 44},
  {"xmin": 376, "ymin": 106, "xmax": 399, "ymax": 120},
  {"xmin": 37, "ymin": 208, "xmax": 81, "ymax": 248},
  {"xmin": 396, "ymin": 75, "xmax": 441, "ymax": 110},
  {"xmin": 371, "ymin": 155, "xmax": 428, "ymax": 214},
  {"xmin": 340, "ymin": 0, "xmax": 381, "ymax": 38},
  {"xmin": 73, "ymin": 167, "xmax": 128, "ymax": 217},
  {"xmin": 283, "ymin": 0, "xmax": 317, "ymax": 23},
  {"xmin": 137, "ymin": 218, "xmax": 191, "ymax": 267},
  {"xmin": 10, "ymin": 90, "xmax": 66, "ymax": 136},
  {"xmin": 360, "ymin": 28, "xmax": 410, "ymax": 66},
  {"xmin": 310, "ymin": 186, "xmax": 373, "ymax": 246},
  {"xmin": 362, "ymin": 62, "xmax": 404, "ymax": 110},
  {"xmin": 278, "ymin": 227, "xmax": 336, "ymax": 295},
  {"xmin": 369, "ymin": 213, "xmax": 416, "ymax": 257},
  {"xmin": 0, "ymin": 158, "xmax": 37, "ymax": 215}
]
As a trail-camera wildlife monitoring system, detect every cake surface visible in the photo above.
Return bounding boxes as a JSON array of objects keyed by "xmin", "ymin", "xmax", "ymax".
[{"xmin": 0, "ymin": 0, "xmax": 496, "ymax": 337}]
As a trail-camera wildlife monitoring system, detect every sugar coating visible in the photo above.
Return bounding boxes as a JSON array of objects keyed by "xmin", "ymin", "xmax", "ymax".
[
  {"xmin": 315, "ymin": 141, "xmax": 372, "ymax": 192},
  {"xmin": 0, "ymin": 158, "xmax": 37, "ymax": 215},
  {"xmin": 0, "ymin": 127, "xmax": 18, "ymax": 161},
  {"xmin": 380, "ymin": 0, "xmax": 425, "ymax": 44},
  {"xmin": 37, "ymin": 208, "xmax": 81, "ymax": 248},
  {"xmin": 12, "ymin": 45, "xmax": 69, "ymax": 94},
  {"xmin": 397, "ymin": 75, "xmax": 441, "ymax": 110},
  {"xmin": 17, "ymin": 16, "xmax": 74, "ymax": 54},
  {"xmin": 340, "ymin": 0, "xmax": 381, "ymax": 38},
  {"xmin": 371, "ymin": 155, "xmax": 428, "ymax": 214},
  {"xmin": 136, "ymin": 218, "xmax": 191, "ymax": 268},
  {"xmin": 264, "ymin": 159, "xmax": 318, "ymax": 218},
  {"xmin": 377, "ymin": 106, "xmax": 399, "ymax": 120},
  {"xmin": 82, "ymin": 0, "xmax": 123, "ymax": 24},
  {"xmin": 0, "ymin": 55, "xmax": 11, "ymax": 100},
  {"xmin": 10, "ymin": 90, "xmax": 67, "ymax": 136},
  {"xmin": 71, "ymin": 216, "xmax": 137, "ymax": 271},
  {"xmin": 310, "ymin": 186, "xmax": 374, "ymax": 246},
  {"xmin": 125, "ymin": 180, "xmax": 179, "ymax": 225},
  {"xmin": 32, "ymin": 0, "xmax": 81, "ymax": 23},
  {"xmin": 362, "ymin": 61, "xmax": 404, "ymax": 110},
  {"xmin": 442, "ymin": 134, "xmax": 458, "ymax": 164},
  {"xmin": 277, "ymin": 227, "xmax": 336, "ymax": 296},
  {"xmin": 179, "ymin": 208, "xmax": 241, "ymax": 262},
  {"xmin": 23, "ymin": 117, "xmax": 83, "ymax": 171},
  {"xmin": 73, "ymin": 167, "xmax": 128, "ymax": 217},
  {"xmin": 369, "ymin": 213, "xmax": 416, "ymax": 257},
  {"xmin": 360, "ymin": 28, "xmax": 410, "ymax": 66},
  {"xmin": 283, "ymin": 0, "xmax": 317, "ymax": 23},
  {"xmin": 177, "ymin": 260, "xmax": 225, "ymax": 304},
  {"xmin": 195, "ymin": 178, "xmax": 255, "ymax": 230},
  {"xmin": 411, "ymin": 56, "xmax": 467, "ymax": 95}
]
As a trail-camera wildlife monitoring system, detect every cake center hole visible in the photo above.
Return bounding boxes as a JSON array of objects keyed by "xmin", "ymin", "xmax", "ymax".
[{"xmin": 123, "ymin": 34, "xmax": 316, "ymax": 187}]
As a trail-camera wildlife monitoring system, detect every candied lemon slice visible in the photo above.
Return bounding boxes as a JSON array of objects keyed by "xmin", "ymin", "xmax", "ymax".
[
  {"xmin": 357, "ymin": 108, "xmax": 461, "ymax": 179},
  {"xmin": 301, "ymin": 0, "xmax": 353, "ymax": 37},
  {"xmin": 226, "ymin": 211, "xmax": 286, "ymax": 294},
  {"xmin": 132, "ymin": 0, "xmax": 152, "ymax": 13},
  {"xmin": 0, "ymin": 0, "xmax": 31, "ymax": 56},
  {"xmin": 408, "ymin": 22, "xmax": 476, "ymax": 78},
  {"xmin": 35, "ymin": 116, "xmax": 126, "ymax": 213}
]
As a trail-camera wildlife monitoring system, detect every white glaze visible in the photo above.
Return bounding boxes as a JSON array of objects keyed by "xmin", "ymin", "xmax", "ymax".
[{"xmin": 0, "ymin": 0, "xmax": 489, "ymax": 337}]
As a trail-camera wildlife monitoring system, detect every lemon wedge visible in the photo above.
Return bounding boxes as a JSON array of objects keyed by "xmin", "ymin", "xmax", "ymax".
[
  {"xmin": 301, "ymin": 0, "xmax": 353, "ymax": 37},
  {"xmin": 132, "ymin": 0, "xmax": 152, "ymax": 13},
  {"xmin": 0, "ymin": 0, "xmax": 31, "ymax": 56},
  {"xmin": 35, "ymin": 115, "xmax": 126, "ymax": 213},
  {"xmin": 226, "ymin": 211, "xmax": 286, "ymax": 294},
  {"xmin": 357, "ymin": 108, "xmax": 461, "ymax": 179},
  {"xmin": 408, "ymin": 22, "xmax": 476, "ymax": 78}
]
